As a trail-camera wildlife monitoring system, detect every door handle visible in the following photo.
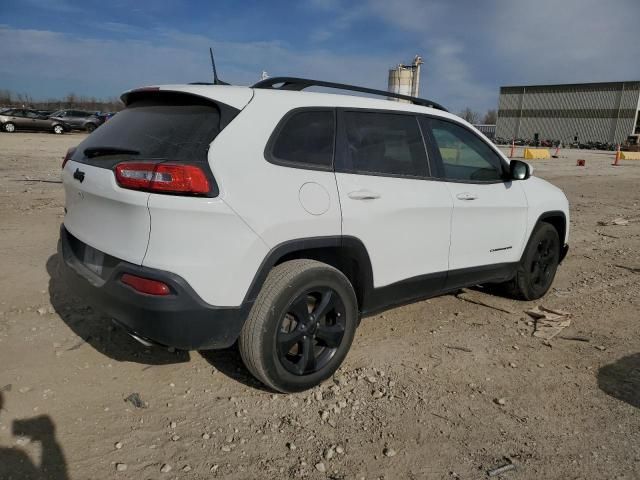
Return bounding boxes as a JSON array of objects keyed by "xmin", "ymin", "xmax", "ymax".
[
  {"xmin": 348, "ymin": 189, "xmax": 381, "ymax": 200},
  {"xmin": 456, "ymin": 192, "xmax": 478, "ymax": 201}
]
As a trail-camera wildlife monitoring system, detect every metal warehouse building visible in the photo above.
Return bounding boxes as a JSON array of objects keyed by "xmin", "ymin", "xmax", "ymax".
[{"xmin": 495, "ymin": 81, "xmax": 640, "ymax": 145}]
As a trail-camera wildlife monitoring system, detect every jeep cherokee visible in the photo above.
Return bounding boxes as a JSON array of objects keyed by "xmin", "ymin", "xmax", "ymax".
[{"xmin": 59, "ymin": 78, "xmax": 569, "ymax": 392}]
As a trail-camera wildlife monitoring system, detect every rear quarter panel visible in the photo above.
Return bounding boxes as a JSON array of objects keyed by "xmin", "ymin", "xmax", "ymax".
[
  {"xmin": 142, "ymin": 195, "xmax": 270, "ymax": 307},
  {"xmin": 208, "ymin": 91, "xmax": 344, "ymax": 248}
]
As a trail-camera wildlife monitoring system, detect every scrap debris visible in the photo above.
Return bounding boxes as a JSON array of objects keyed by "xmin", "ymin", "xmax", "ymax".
[
  {"xmin": 444, "ymin": 344, "xmax": 473, "ymax": 353},
  {"xmin": 487, "ymin": 460, "xmax": 516, "ymax": 477},
  {"xmin": 595, "ymin": 231, "xmax": 620, "ymax": 239},
  {"xmin": 614, "ymin": 264, "xmax": 640, "ymax": 274},
  {"xmin": 456, "ymin": 289, "xmax": 517, "ymax": 314},
  {"xmin": 526, "ymin": 306, "xmax": 572, "ymax": 340},
  {"xmin": 559, "ymin": 335, "xmax": 590, "ymax": 343},
  {"xmin": 597, "ymin": 217, "xmax": 629, "ymax": 226},
  {"xmin": 124, "ymin": 392, "xmax": 148, "ymax": 409}
]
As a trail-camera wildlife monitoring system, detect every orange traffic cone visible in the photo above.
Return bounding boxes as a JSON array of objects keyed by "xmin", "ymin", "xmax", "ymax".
[{"xmin": 612, "ymin": 144, "xmax": 621, "ymax": 166}]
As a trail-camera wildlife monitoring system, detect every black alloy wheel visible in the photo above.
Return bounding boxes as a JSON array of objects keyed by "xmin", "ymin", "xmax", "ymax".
[
  {"xmin": 238, "ymin": 259, "xmax": 358, "ymax": 392},
  {"xmin": 505, "ymin": 222, "xmax": 561, "ymax": 300},
  {"xmin": 530, "ymin": 233, "xmax": 558, "ymax": 291},
  {"xmin": 277, "ymin": 288, "xmax": 346, "ymax": 376}
]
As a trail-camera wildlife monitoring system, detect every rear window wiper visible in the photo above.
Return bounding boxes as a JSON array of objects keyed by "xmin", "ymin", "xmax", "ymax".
[{"xmin": 84, "ymin": 146, "xmax": 140, "ymax": 158}]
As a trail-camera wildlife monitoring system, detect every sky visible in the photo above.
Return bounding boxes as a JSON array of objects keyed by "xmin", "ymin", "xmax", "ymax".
[{"xmin": 0, "ymin": 0, "xmax": 638, "ymax": 114}]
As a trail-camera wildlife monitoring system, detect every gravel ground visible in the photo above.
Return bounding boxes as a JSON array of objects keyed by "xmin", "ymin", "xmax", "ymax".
[{"xmin": 0, "ymin": 132, "xmax": 638, "ymax": 479}]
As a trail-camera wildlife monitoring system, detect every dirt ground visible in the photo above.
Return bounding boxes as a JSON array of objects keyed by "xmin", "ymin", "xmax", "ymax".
[{"xmin": 0, "ymin": 132, "xmax": 638, "ymax": 480}]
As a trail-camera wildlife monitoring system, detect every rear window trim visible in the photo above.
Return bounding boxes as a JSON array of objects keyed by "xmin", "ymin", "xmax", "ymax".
[
  {"xmin": 264, "ymin": 107, "xmax": 337, "ymax": 172},
  {"xmin": 122, "ymin": 90, "xmax": 240, "ymax": 131},
  {"xmin": 67, "ymin": 91, "xmax": 239, "ymax": 198},
  {"xmin": 71, "ymin": 92, "xmax": 239, "ymax": 163}
]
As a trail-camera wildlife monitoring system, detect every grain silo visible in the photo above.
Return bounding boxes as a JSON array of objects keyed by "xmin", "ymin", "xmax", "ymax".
[{"xmin": 388, "ymin": 55, "xmax": 423, "ymax": 101}]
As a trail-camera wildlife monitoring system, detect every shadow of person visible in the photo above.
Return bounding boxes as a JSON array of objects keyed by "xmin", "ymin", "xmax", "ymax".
[
  {"xmin": 598, "ymin": 353, "xmax": 640, "ymax": 409},
  {"xmin": 0, "ymin": 392, "xmax": 69, "ymax": 480},
  {"xmin": 46, "ymin": 252, "xmax": 189, "ymax": 366}
]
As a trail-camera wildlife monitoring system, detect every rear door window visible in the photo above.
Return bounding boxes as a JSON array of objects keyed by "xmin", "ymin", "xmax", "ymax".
[
  {"xmin": 71, "ymin": 92, "xmax": 238, "ymax": 168},
  {"xmin": 337, "ymin": 111, "xmax": 428, "ymax": 178},
  {"xmin": 268, "ymin": 110, "xmax": 335, "ymax": 169}
]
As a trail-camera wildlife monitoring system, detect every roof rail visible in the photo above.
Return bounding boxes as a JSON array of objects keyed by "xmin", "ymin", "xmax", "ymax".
[{"xmin": 252, "ymin": 76, "xmax": 448, "ymax": 112}]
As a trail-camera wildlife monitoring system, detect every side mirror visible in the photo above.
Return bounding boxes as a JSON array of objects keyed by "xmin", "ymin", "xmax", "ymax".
[{"xmin": 509, "ymin": 160, "xmax": 531, "ymax": 180}]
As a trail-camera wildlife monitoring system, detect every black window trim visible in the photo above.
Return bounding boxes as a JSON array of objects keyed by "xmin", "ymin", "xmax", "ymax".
[
  {"xmin": 263, "ymin": 106, "xmax": 509, "ymax": 184},
  {"xmin": 421, "ymin": 115, "xmax": 510, "ymax": 185},
  {"xmin": 335, "ymin": 107, "xmax": 436, "ymax": 181},
  {"xmin": 264, "ymin": 107, "xmax": 337, "ymax": 172}
]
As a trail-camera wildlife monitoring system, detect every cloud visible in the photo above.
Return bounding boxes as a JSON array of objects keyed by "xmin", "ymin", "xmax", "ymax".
[
  {"xmin": 364, "ymin": 0, "xmax": 445, "ymax": 32},
  {"xmin": 2, "ymin": 0, "xmax": 637, "ymax": 113},
  {"xmin": 360, "ymin": 0, "xmax": 637, "ymax": 83},
  {"xmin": 0, "ymin": 26, "xmax": 397, "ymax": 101},
  {"xmin": 304, "ymin": 0, "xmax": 495, "ymax": 110},
  {"xmin": 97, "ymin": 22, "xmax": 141, "ymax": 35},
  {"xmin": 487, "ymin": 0, "xmax": 638, "ymax": 84},
  {"xmin": 20, "ymin": 0, "xmax": 82, "ymax": 13},
  {"xmin": 307, "ymin": 2, "xmax": 370, "ymax": 44}
]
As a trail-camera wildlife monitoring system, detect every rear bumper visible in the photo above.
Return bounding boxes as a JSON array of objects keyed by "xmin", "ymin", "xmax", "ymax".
[{"xmin": 58, "ymin": 225, "xmax": 249, "ymax": 350}]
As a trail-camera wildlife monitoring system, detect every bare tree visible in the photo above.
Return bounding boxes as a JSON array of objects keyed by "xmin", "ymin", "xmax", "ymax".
[
  {"xmin": 0, "ymin": 88, "xmax": 124, "ymax": 112},
  {"xmin": 64, "ymin": 93, "xmax": 77, "ymax": 108},
  {"xmin": 482, "ymin": 109, "xmax": 497, "ymax": 124},
  {"xmin": 0, "ymin": 89, "xmax": 12, "ymax": 106},
  {"xmin": 458, "ymin": 107, "xmax": 480, "ymax": 124}
]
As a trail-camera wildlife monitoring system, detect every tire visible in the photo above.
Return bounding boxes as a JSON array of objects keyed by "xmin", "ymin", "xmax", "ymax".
[
  {"xmin": 53, "ymin": 124, "xmax": 65, "ymax": 135},
  {"xmin": 4, "ymin": 122, "xmax": 15, "ymax": 133},
  {"xmin": 86, "ymin": 123, "xmax": 96, "ymax": 133},
  {"xmin": 506, "ymin": 223, "xmax": 560, "ymax": 300},
  {"xmin": 238, "ymin": 259, "xmax": 358, "ymax": 393}
]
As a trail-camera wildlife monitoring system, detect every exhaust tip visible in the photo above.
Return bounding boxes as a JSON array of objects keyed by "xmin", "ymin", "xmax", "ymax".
[{"xmin": 128, "ymin": 332, "xmax": 155, "ymax": 347}]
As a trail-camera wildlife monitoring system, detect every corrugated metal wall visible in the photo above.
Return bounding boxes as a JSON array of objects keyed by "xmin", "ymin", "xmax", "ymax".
[
  {"xmin": 495, "ymin": 81, "xmax": 640, "ymax": 144},
  {"xmin": 473, "ymin": 124, "xmax": 496, "ymax": 139}
]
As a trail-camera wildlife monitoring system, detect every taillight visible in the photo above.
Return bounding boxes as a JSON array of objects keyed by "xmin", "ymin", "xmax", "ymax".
[
  {"xmin": 121, "ymin": 273, "xmax": 171, "ymax": 296},
  {"xmin": 114, "ymin": 162, "xmax": 211, "ymax": 195},
  {"xmin": 62, "ymin": 147, "xmax": 76, "ymax": 169}
]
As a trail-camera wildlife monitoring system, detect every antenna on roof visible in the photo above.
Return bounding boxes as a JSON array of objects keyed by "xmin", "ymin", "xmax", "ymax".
[{"xmin": 209, "ymin": 47, "xmax": 229, "ymax": 85}]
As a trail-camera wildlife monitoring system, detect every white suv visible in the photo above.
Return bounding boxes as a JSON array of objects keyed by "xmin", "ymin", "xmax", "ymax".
[{"xmin": 59, "ymin": 78, "xmax": 569, "ymax": 392}]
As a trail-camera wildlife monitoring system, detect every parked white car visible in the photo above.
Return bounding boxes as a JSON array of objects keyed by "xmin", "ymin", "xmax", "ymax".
[{"xmin": 59, "ymin": 78, "xmax": 569, "ymax": 392}]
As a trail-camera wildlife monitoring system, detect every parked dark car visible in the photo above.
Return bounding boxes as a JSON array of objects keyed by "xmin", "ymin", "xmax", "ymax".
[
  {"xmin": 49, "ymin": 110, "xmax": 94, "ymax": 130},
  {"xmin": 83, "ymin": 113, "xmax": 109, "ymax": 132},
  {"xmin": 0, "ymin": 109, "xmax": 69, "ymax": 134}
]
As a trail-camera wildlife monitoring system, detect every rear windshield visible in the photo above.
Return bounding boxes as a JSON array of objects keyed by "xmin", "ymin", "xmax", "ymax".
[{"xmin": 72, "ymin": 93, "xmax": 235, "ymax": 166}]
